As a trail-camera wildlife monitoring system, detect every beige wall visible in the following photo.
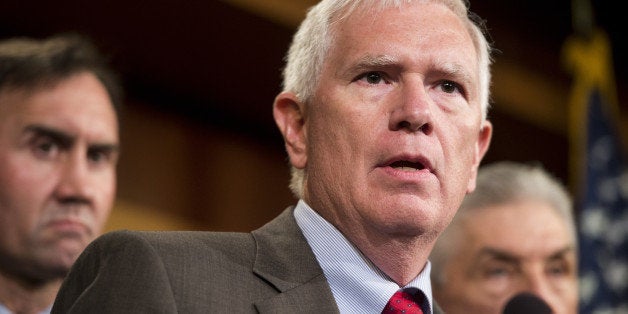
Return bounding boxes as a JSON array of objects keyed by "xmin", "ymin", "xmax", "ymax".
[{"xmin": 106, "ymin": 100, "xmax": 296, "ymax": 232}]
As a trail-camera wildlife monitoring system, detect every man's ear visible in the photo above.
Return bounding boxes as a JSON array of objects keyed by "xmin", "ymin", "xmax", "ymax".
[
  {"xmin": 273, "ymin": 91, "xmax": 307, "ymax": 169},
  {"xmin": 466, "ymin": 120, "xmax": 492, "ymax": 193}
]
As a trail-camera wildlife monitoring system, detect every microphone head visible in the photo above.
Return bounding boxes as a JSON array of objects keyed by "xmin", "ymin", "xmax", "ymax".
[{"xmin": 502, "ymin": 292, "xmax": 553, "ymax": 314}]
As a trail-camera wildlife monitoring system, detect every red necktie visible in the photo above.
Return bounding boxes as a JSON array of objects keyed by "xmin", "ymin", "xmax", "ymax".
[{"xmin": 382, "ymin": 290, "xmax": 425, "ymax": 314}]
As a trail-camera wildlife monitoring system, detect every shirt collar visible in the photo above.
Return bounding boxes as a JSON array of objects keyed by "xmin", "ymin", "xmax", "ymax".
[{"xmin": 293, "ymin": 199, "xmax": 434, "ymax": 314}]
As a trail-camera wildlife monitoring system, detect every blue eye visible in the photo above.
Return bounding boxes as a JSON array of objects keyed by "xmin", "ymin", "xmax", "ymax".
[
  {"xmin": 546, "ymin": 260, "xmax": 570, "ymax": 276},
  {"xmin": 355, "ymin": 71, "xmax": 389, "ymax": 85},
  {"xmin": 31, "ymin": 137, "xmax": 60, "ymax": 159},
  {"xmin": 365, "ymin": 72, "xmax": 383, "ymax": 84},
  {"xmin": 485, "ymin": 267, "xmax": 510, "ymax": 278},
  {"xmin": 88, "ymin": 150, "xmax": 105, "ymax": 163},
  {"xmin": 440, "ymin": 80, "xmax": 460, "ymax": 93},
  {"xmin": 86, "ymin": 146, "xmax": 118, "ymax": 167}
]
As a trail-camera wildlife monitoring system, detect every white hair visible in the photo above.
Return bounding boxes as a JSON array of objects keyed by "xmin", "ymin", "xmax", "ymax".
[
  {"xmin": 430, "ymin": 161, "xmax": 576, "ymax": 287},
  {"xmin": 281, "ymin": 0, "xmax": 494, "ymax": 198}
]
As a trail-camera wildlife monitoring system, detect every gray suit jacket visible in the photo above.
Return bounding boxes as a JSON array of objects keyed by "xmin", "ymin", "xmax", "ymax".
[{"xmin": 52, "ymin": 207, "xmax": 443, "ymax": 314}]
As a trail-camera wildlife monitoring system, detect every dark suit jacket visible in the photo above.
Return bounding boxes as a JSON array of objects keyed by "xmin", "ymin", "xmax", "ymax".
[{"xmin": 52, "ymin": 207, "xmax": 443, "ymax": 314}]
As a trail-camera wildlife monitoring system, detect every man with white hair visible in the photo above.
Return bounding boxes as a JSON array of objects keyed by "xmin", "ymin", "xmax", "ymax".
[{"xmin": 53, "ymin": 1, "xmax": 493, "ymax": 312}]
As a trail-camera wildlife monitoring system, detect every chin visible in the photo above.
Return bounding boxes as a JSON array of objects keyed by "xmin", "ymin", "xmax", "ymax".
[
  {"xmin": 377, "ymin": 212, "xmax": 434, "ymax": 236},
  {"xmin": 29, "ymin": 253, "xmax": 77, "ymax": 281},
  {"xmin": 52, "ymin": 238, "xmax": 89, "ymax": 262}
]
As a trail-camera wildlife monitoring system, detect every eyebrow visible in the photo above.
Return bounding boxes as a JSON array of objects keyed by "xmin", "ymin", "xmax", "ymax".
[
  {"xmin": 24, "ymin": 124, "xmax": 74, "ymax": 148},
  {"xmin": 354, "ymin": 55, "xmax": 400, "ymax": 68},
  {"xmin": 546, "ymin": 246, "xmax": 576, "ymax": 260},
  {"xmin": 432, "ymin": 59, "xmax": 473, "ymax": 86},
  {"xmin": 346, "ymin": 55, "xmax": 474, "ymax": 84},
  {"xmin": 477, "ymin": 247, "xmax": 519, "ymax": 264},
  {"xmin": 24, "ymin": 124, "xmax": 120, "ymax": 152},
  {"xmin": 477, "ymin": 245, "xmax": 577, "ymax": 263},
  {"xmin": 339, "ymin": 54, "xmax": 401, "ymax": 76}
]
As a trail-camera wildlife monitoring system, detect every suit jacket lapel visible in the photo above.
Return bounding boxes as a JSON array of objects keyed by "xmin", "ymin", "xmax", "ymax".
[{"xmin": 251, "ymin": 207, "xmax": 339, "ymax": 313}]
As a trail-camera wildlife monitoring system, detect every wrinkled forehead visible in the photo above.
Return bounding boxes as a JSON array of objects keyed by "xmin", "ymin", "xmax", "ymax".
[
  {"xmin": 329, "ymin": 0, "xmax": 468, "ymax": 27},
  {"xmin": 326, "ymin": 1, "xmax": 478, "ymax": 64},
  {"xmin": 0, "ymin": 73, "xmax": 118, "ymax": 139},
  {"xmin": 464, "ymin": 201, "xmax": 576, "ymax": 246}
]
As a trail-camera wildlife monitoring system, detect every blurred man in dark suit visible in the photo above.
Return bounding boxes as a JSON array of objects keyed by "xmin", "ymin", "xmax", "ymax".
[
  {"xmin": 52, "ymin": 0, "xmax": 493, "ymax": 312},
  {"xmin": 431, "ymin": 161, "xmax": 578, "ymax": 314},
  {"xmin": 0, "ymin": 34, "xmax": 121, "ymax": 314}
]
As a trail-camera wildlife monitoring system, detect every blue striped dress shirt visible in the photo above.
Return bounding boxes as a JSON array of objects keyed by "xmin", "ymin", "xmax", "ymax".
[{"xmin": 294, "ymin": 200, "xmax": 434, "ymax": 314}]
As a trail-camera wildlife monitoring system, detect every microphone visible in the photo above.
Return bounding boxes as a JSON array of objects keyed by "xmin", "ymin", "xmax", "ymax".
[{"xmin": 502, "ymin": 292, "xmax": 553, "ymax": 314}]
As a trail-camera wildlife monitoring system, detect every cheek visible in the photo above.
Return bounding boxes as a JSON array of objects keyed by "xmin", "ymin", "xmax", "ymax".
[
  {"xmin": 85, "ymin": 174, "xmax": 115, "ymax": 236},
  {"xmin": 440, "ymin": 120, "xmax": 482, "ymax": 178},
  {"xmin": 94, "ymin": 171, "xmax": 117, "ymax": 213},
  {"xmin": 0, "ymin": 157, "xmax": 54, "ymax": 210},
  {"xmin": 454, "ymin": 122, "xmax": 481, "ymax": 158},
  {"xmin": 0, "ymin": 171, "xmax": 47, "ymax": 244},
  {"xmin": 551, "ymin": 274, "xmax": 579, "ymax": 298},
  {"xmin": 308, "ymin": 109, "xmax": 369, "ymax": 160}
]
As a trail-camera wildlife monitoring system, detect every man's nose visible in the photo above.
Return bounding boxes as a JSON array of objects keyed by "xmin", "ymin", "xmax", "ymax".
[
  {"xmin": 389, "ymin": 80, "xmax": 433, "ymax": 133},
  {"xmin": 515, "ymin": 272, "xmax": 561, "ymax": 313},
  {"xmin": 54, "ymin": 151, "xmax": 93, "ymax": 204}
]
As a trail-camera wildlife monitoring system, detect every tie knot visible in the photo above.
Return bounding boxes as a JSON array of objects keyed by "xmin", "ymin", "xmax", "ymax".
[{"xmin": 382, "ymin": 289, "xmax": 425, "ymax": 314}]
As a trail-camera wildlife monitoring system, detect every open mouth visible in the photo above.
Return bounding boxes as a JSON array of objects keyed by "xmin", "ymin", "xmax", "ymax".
[{"xmin": 389, "ymin": 160, "xmax": 426, "ymax": 171}]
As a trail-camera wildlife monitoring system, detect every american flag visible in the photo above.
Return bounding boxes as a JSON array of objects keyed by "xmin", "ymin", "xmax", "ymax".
[
  {"xmin": 577, "ymin": 89, "xmax": 628, "ymax": 313},
  {"xmin": 563, "ymin": 28, "xmax": 628, "ymax": 313}
]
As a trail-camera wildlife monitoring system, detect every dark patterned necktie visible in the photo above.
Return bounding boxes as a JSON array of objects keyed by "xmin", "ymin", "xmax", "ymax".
[{"xmin": 381, "ymin": 290, "xmax": 425, "ymax": 314}]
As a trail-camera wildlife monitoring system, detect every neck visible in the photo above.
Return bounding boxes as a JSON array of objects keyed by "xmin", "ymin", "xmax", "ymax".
[
  {"xmin": 0, "ymin": 271, "xmax": 61, "ymax": 314},
  {"xmin": 306, "ymin": 198, "xmax": 439, "ymax": 286},
  {"xmin": 360, "ymin": 236, "xmax": 434, "ymax": 286}
]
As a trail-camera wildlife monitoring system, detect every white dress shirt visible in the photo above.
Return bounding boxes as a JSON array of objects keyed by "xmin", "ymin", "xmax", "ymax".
[{"xmin": 294, "ymin": 200, "xmax": 434, "ymax": 314}]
